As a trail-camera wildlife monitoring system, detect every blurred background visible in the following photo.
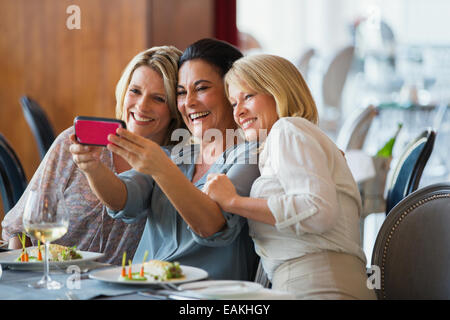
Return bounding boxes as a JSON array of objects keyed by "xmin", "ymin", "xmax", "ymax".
[
  {"xmin": 1, "ymin": 0, "xmax": 449, "ymax": 235},
  {"xmin": 238, "ymin": 0, "xmax": 450, "ymax": 184}
]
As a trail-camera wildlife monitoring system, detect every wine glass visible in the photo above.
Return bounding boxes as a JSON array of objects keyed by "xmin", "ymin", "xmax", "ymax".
[{"xmin": 22, "ymin": 189, "xmax": 69, "ymax": 289}]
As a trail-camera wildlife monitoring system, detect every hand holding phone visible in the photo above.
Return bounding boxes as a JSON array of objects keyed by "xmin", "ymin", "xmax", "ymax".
[{"xmin": 74, "ymin": 116, "xmax": 126, "ymax": 146}]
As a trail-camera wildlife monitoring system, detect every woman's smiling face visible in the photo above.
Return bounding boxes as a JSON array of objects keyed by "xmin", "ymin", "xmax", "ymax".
[
  {"xmin": 177, "ymin": 59, "xmax": 236, "ymax": 138},
  {"xmin": 123, "ymin": 65, "xmax": 171, "ymax": 144},
  {"xmin": 228, "ymin": 82, "xmax": 279, "ymax": 142}
]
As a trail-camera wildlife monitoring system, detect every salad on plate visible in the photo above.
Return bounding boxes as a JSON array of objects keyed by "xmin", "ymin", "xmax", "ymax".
[
  {"xmin": 15, "ymin": 232, "xmax": 82, "ymax": 262},
  {"xmin": 118, "ymin": 251, "xmax": 184, "ymax": 282}
]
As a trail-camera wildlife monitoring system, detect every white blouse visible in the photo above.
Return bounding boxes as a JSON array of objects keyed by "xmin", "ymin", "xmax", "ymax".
[{"xmin": 249, "ymin": 117, "xmax": 366, "ymax": 279}]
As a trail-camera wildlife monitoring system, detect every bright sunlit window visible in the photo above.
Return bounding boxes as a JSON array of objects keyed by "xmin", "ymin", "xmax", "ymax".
[{"xmin": 237, "ymin": 0, "xmax": 450, "ymax": 62}]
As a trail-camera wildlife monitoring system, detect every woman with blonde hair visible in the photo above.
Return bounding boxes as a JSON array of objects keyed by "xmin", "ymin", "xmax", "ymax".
[
  {"xmin": 204, "ymin": 54, "xmax": 376, "ymax": 299},
  {"xmin": 2, "ymin": 46, "xmax": 184, "ymax": 265},
  {"xmin": 113, "ymin": 46, "xmax": 185, "ymax": 145}
]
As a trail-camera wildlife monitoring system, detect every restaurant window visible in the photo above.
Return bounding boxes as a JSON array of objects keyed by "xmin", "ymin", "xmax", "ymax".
[{"xmin": 236, "ymin": 0, "xmax": 450, "ymax": 188}]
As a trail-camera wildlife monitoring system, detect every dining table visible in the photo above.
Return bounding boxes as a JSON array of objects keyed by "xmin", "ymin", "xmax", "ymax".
[{"xmin": 0, "ymin": 258, "xmax": 294, "ymax": 301}]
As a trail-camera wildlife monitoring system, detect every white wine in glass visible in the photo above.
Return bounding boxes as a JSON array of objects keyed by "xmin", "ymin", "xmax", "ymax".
[
  {"xmin": 25, "ymin": 224, "xmax": 68, "ymax": 243},
  {"xmin": 22, "ymin": 189, "xmax": 69, "ymax": 289}
]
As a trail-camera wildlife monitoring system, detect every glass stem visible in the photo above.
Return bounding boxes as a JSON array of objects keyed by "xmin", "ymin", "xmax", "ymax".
[{"xmin": 44, "ymin": 241, "xmax": 51, "ymax": 281}]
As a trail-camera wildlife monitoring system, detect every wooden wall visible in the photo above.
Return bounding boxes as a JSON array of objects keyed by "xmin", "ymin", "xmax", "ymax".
[{"xmin": 0, "ymin": 0, "xmax": 214, "ymax": 234}]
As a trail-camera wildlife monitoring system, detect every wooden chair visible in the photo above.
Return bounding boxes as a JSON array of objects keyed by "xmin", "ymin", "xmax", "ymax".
[
  {"xmin": 362, "ymin": 128, "xmax": 435, "ymax": 267},
  {"xmin": 371, "ymin": 182, "xmax": 450, "ymax": 299},
  {"xmin": 385, "ymin": 128, "xmax": 436, "ymax": 214},
  {"xmin": 0, "ymin": 133, "xmax": 27, "ymax": 213},
  {"xmin": 322, "ymin": 46, "xmax": 355, "ymax": 112},
  {"xmin": 20, "ymin": 96, "xmax": 56, "ymax": 160},
  {"xmin": 336, "ymin": 104, "xmax": 378, "ymax": 151},
  {"xmin": 319, "ymin": 45, "xmax": 355, "ymax": 137},
  {"xmin": 297, "ymin": 48, "xmax": 315, "ymax": 79}
]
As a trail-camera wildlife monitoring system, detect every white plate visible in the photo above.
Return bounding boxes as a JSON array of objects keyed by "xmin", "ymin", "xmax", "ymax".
[
  {"xmin": 0, "ymin": 247, "xmax": 104, "ymax": 270},
  {"xmin": 178, "ymin": 280, "xmax": 263, "ymax": 299},
  {"xmin": 89, "ymin": 263, "xmax": 208, "ymax": 285}
]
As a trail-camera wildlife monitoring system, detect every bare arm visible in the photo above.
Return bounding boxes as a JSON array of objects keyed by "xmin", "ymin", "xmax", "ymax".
[
  {"xmin": 69, "ymin": 134, "xmax": 127, "ymax": 211},
  {"xmin": 8, "ymin": 235, "xmax": 32, "ymax": 249},
  {"xmin": 107, "ymin": 128, "xmax": 225, "ymax": 237},
  {"xmin": 82, "ymin": 162, "xmax": 127, "ymax": 211},
  {"xmin": 227, "ymin": 196, "xmax": 275, "ymax": 225}
]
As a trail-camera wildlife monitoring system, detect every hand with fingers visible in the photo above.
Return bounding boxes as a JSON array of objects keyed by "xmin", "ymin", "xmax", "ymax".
[
  {"xmin": 69, "ymin": 134, "xmax": 103, "ymax": 174},
  {"xmin": 70, "ymin": 132, "xmax": 128, "ymax": 211},
  {"xmin": 203, "ymin": 173, "xmax": 239, "ymax": 212},
  {"xmin": 106, "ymin": 127, "xmax": 168, "ymax": 177}
]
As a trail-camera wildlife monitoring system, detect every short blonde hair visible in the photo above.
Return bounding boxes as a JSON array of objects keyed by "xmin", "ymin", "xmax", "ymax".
[
  {"xmin": 115, "ymin": 46, "xmax": 185, "ymax": 145},
  {"xmin": 224, "ymin": 54, "xmax": 319, "ymax": 125}
]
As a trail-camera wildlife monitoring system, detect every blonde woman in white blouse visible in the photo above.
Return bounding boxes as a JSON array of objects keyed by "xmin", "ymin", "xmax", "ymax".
[{"xmin": 203, "ymin": 54, "xmax": 376, "ymax": 300}]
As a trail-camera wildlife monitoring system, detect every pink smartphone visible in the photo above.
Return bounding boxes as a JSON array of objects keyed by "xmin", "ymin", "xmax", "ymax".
[{"xmin": 74, "ymin": 116, "xmax": 126, "ymax": 146}]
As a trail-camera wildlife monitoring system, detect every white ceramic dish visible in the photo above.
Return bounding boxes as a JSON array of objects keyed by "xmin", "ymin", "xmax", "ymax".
[
  {"xmin": 178, "ymin": 280, "xmax": 263, "ymax": 299},
  {"xmin": 89, "ymin": 263, "xmax": 208, "ymax": 286},
  {"xmin": 0, "ymin": 247, "xmax": 104, "ymax": 270}
]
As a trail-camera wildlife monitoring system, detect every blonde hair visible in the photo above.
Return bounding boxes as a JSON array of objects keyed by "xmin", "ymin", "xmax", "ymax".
[
  {"xmin": 115, "ymin": 46, "xmax": 185, "ymax": 145},
  {"xmin": 224, "ymin": 54, "xmax": 319, "ymax": 125}
]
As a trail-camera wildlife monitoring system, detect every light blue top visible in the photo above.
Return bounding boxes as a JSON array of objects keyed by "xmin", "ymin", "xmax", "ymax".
[{"xmin": 107, "ymin": 142, "xmax": 260, "ymax": 281}]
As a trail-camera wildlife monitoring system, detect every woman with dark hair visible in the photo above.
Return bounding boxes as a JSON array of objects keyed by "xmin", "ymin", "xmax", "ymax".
[
  {"xmin": 179, "ymin": 38, "xmax": 243, "ymax": 77},
  {"xmin": 71, "ymin": 38, "xmax": 259, "ymax": 280}
]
